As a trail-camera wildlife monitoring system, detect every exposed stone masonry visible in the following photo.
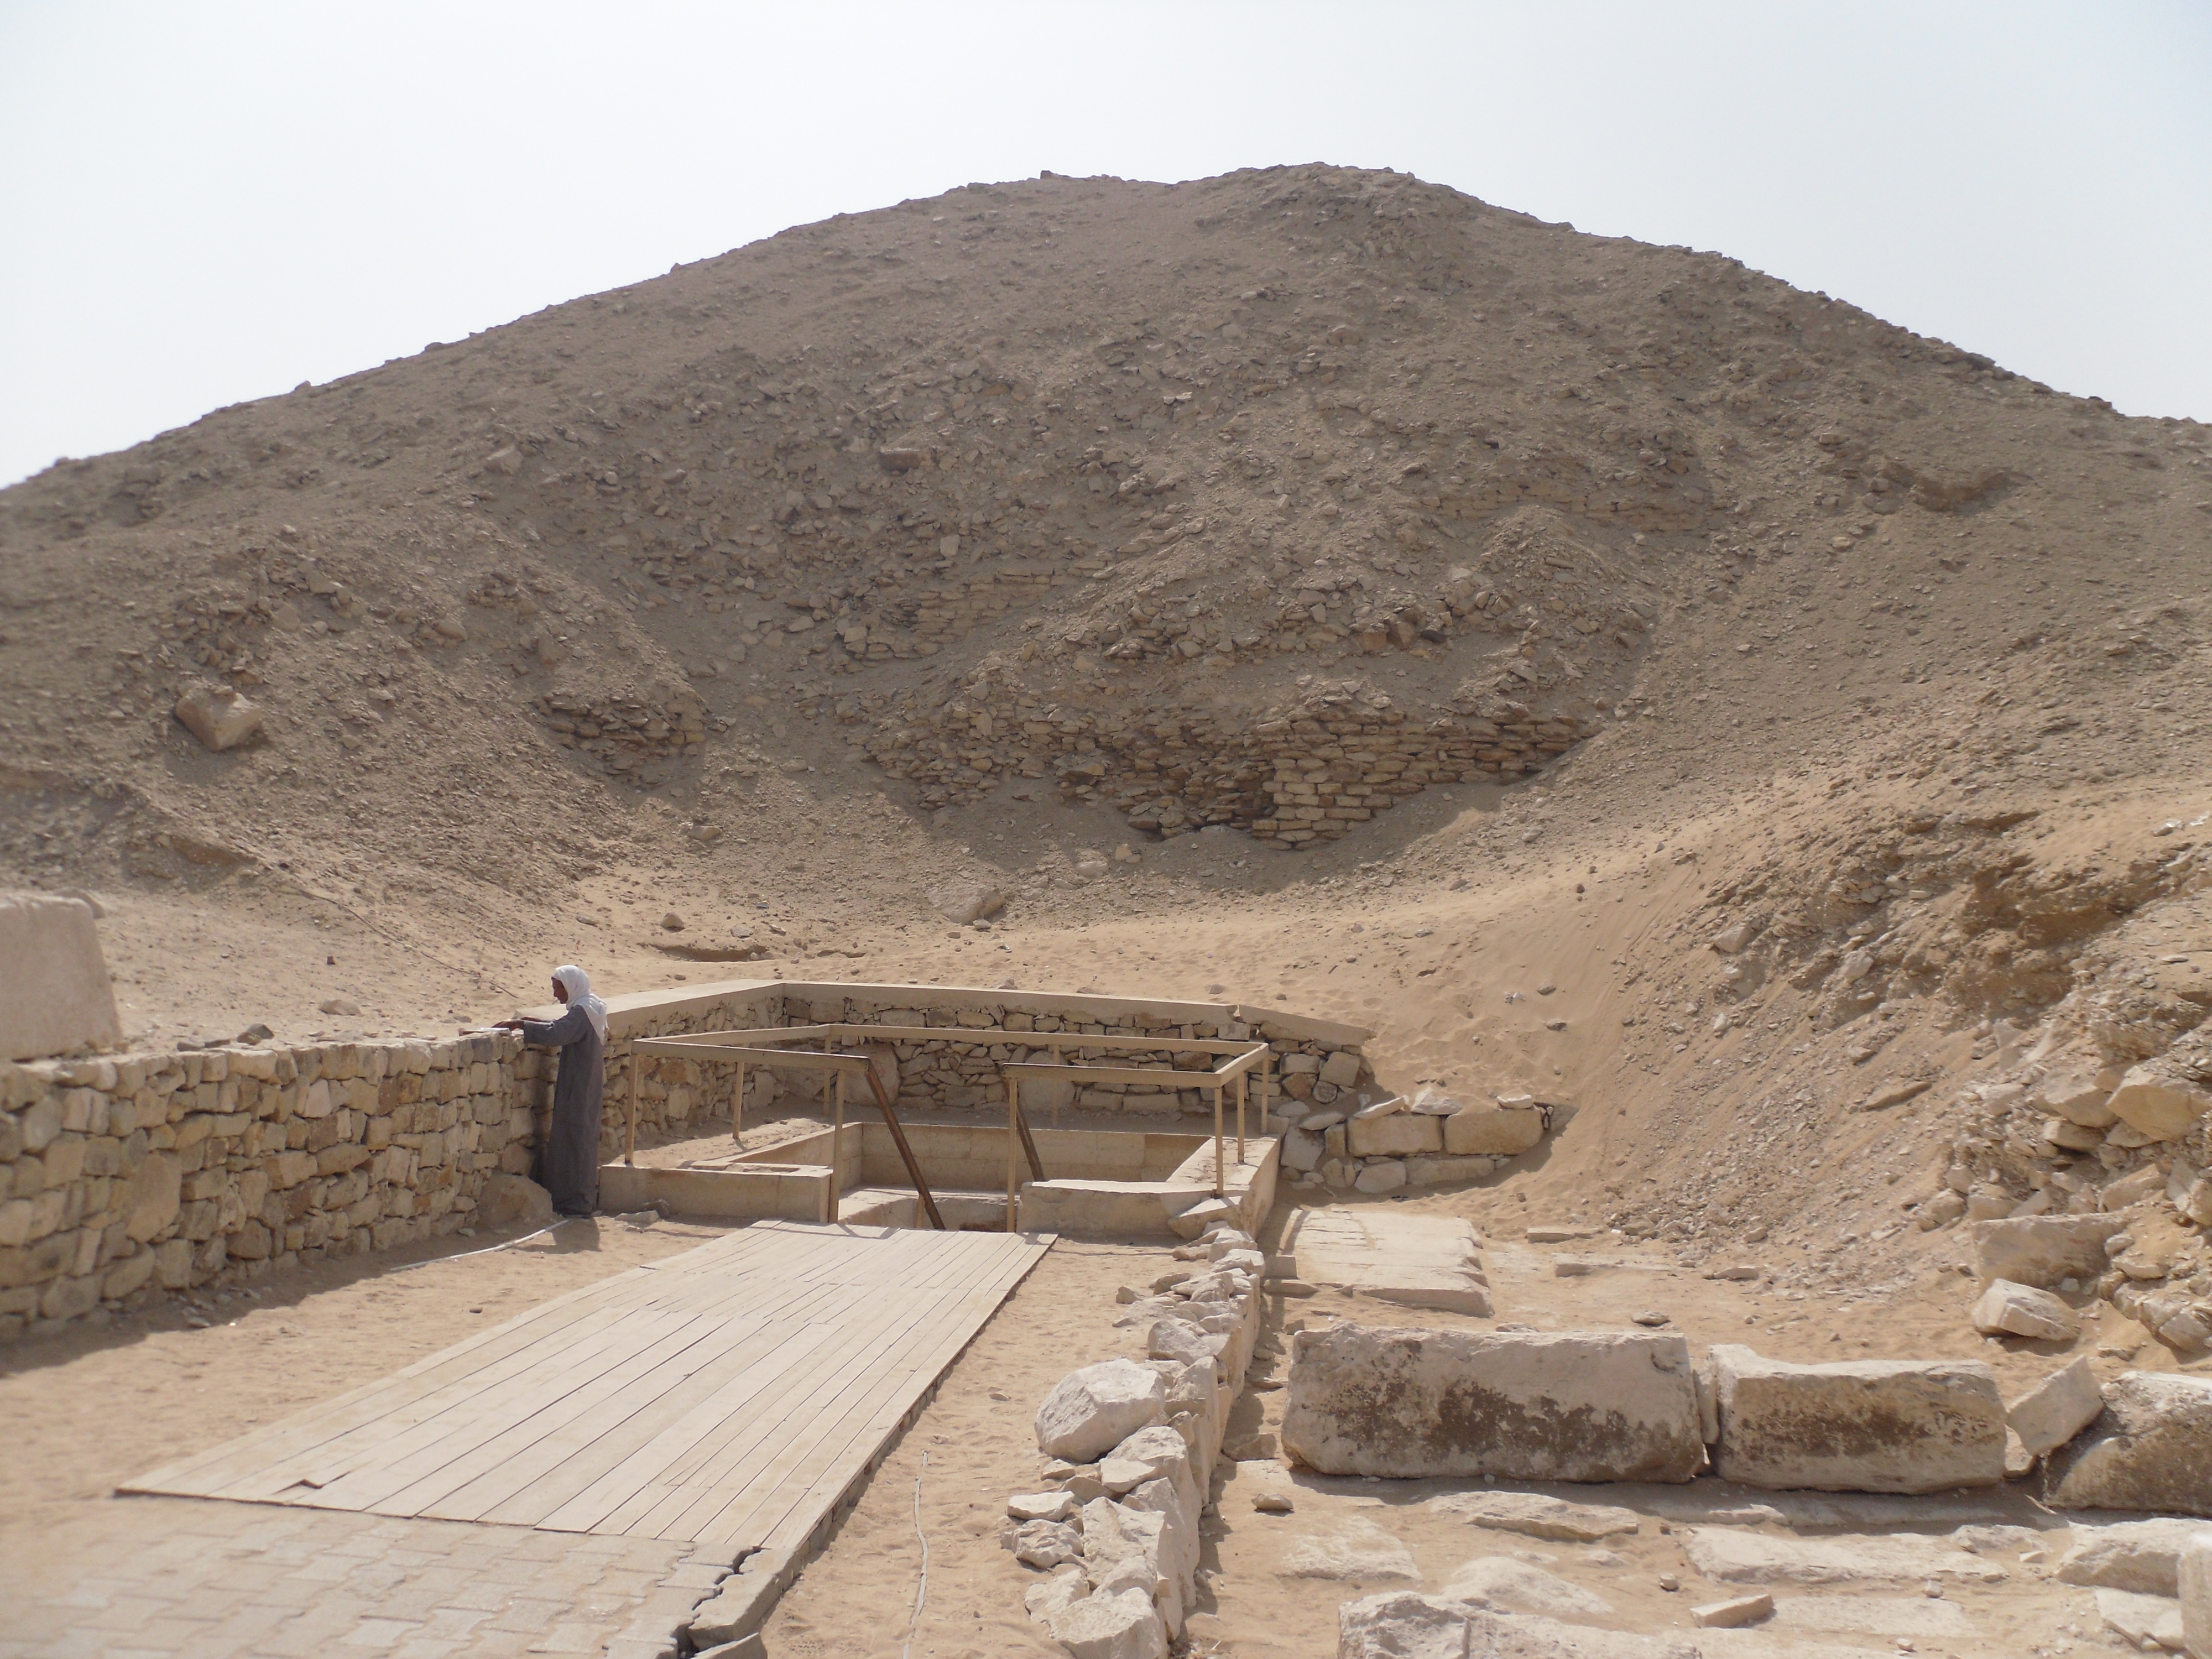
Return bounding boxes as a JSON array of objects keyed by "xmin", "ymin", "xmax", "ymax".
[
  {"xmin": 0, "ymin": 1032, "xmax": 538, "ymax": 1342},
  {"xmin": 862, "ymin": 684, "xmax": 1586, "ymax": 843}
]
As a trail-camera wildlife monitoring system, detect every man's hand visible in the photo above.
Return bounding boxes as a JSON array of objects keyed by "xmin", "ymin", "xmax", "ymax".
[{"xmin": 492, "ymin": 1018, "xmax": 525, "ymax": 1031}]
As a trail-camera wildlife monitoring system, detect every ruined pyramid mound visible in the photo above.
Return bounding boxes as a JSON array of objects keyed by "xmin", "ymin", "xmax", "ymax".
[{"xmin": 0, "ymin": 163, "xmax": 2201, "ymax": 915}]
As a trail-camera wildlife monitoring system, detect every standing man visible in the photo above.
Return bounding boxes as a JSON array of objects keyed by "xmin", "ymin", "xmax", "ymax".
[{"xmin": 495, "ymin": 965, "xmax": 607, "ymax": 1215}]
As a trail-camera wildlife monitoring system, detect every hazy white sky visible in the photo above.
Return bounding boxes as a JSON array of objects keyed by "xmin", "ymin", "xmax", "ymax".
[{"xmin": 3, "ymin": 2, "xmax": 2207, "ymax": 487}]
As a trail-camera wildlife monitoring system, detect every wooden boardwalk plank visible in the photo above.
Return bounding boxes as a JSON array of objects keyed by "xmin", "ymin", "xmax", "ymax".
[
  {"xmin": 672, "ymin": 1239, "xmax": 1026, "ymax": 1548},
  {"xmin": 581, "ymin": 1233, "xmax": 1015, "ymax": 1538},
  {"xmin": 123, "ymin": 1223, "xmax": 1053, "ymax": 1558},
  {"xmin": 736, "ymin": 1234, "xmax": 1046, "ymax": 1549}
]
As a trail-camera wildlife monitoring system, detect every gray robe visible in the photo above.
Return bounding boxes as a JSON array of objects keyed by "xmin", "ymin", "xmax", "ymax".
[{"xmin": 521, "ymin": 1004, "xmax": 604, "ymax": 1214}]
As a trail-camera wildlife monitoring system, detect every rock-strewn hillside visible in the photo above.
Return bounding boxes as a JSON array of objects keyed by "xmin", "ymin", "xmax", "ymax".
[{"xmin": 2, "ymin": 167, "xmax": 2209, "ymax": 1348}]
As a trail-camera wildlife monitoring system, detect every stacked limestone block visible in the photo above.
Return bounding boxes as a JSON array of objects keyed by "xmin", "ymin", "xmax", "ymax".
[
  {"xmin": 0, "ymin": 1032, "xmax": 534, "ymax": 1342},
  {"xmin": 1013, "ymin": 1217, "xmax": 1266, "ymax": 1658},
  {"xmin": 862, "ymin": 682, "xmax": 1586, "ymax": 838},
  {"xmin": 587, "ymin": 990, "xmax": 786, "ymax": 1157},
  {"xmin": 794, "ymin": 993, "xmax": 1367, "ymax": 1123}
]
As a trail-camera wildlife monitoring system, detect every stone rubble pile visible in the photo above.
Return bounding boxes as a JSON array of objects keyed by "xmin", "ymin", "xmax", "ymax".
[
  {"xmin": 1913, "ymin": 1018, "xmax": 2212, "ymax": 1354},
  {"xmin": 1010, "ymin": 1215, "xmax": 1265, "ymax": 1659},
  {"xmin": 534, "ymin": 687, "xmax": 709, "ymax": 782}
]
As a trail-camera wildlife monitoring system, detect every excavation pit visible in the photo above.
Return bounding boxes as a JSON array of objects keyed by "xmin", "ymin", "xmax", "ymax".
[{"xmin": 598, "ymin": 1016, "xmax": 1287, "ymax": 1237}]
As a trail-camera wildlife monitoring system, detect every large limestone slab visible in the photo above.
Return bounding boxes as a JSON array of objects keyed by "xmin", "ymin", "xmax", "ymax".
[
  {"xmin": 2047, "ymin": 1371, "xmax": 2212, "ymax": 1516},
  {"xmin": 2097, "ymin": 1588, "xmax": 2185, "ymax": 1652},
  {"xmin": 1443, "ymin": 1104, "xmax": 1545, "ymax": 1156},
  {"xmin": 1442, "ymin": 1557, "xmax": 1613, "ymax": 1621},
  {"xmin": 1337, "ymin": 1597, "xmax": 1699, "ymax": 1659},
  {"xmin": 1347, "ymin": 1113, "xmax": 1442, "ymax": 1158},
  {"xmin": 1969, "ymin": 1215, "xmax": 2127, "ymax": 1289},
  {"xmin": 1770, "ymin": 1594, "xmax": 1978, "ymax": 1640},
  {"xmin": 2057, "ymin": 1518, "xmax": 2212, "ymax": 1595},
  {"xmin": 1282, "ymin": 1324, "xmax": 1705, "ymax": 1483},
  {"xmin": 2106, "ymin": 1062, "xmax": 2212, "ymax": 1142},
  {"xmin": 1426, "ymin": 1490, "xmax": 1642, "ymax": 1542},
  {"xmin": 1282, "ymin": 1209, "xmax": 1491, "ymax": 1317},
  {"xmin": 1, "ymin": 892, "xmax": 121, "ymax": 1061},
  {"xmin": 1709, "ymin": 1346, "xmax": 2005, "ymax": 1494},
  {"xmin": 2180, "ymin": 1531, "xmax": 2212, "ymax": 1659},
  {"xmin": 1682, "ymin": 1527, "xmax": 2009, "ymax": 1586},
  {"xmin": 1279, "ymin": 1516, "xmax": 1420, "ymax": 1583}
]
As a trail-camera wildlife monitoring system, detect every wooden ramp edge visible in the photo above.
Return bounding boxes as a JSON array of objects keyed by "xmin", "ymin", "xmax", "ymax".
[{"xmin": 122, "ymin": 1223, "xmax": 1055, "ymax": 1556}]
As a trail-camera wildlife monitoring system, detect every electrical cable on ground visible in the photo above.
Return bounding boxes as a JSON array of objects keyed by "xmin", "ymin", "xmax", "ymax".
[
  {"xmin": 383, "ymin": 1215, "xmax": 583, "ymax": 1272},
  {"xmin": 902, "ymin": 1449, "xmax": 931, "ymax": 1659}
]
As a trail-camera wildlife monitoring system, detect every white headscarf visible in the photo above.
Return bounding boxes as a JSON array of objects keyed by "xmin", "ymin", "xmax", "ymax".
[{"xmin": 552, "ymin": 964, "xmax": 609, "ymax": 1043}]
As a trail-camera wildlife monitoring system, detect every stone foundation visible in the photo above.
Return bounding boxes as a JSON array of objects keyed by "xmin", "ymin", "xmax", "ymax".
[
  {"xmin": 589, "ymin": 979, "xmax": 1373, "ymax": 1154},
  {"xmin": 3, "ymin": 978, "xmax": 1370, "ymax": 1342}
]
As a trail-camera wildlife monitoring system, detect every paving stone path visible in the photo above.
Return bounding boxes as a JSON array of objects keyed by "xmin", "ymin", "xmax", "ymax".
[{"xmin": 0, "ymin": 1496, "xmax": 718, "ymax": 1659}]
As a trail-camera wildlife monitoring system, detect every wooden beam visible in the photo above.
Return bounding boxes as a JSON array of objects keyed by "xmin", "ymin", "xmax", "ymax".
[
  {"xmin": 625, "ymin": 1045, "xmax": 638, "ymax": 1168},
  {"xmin": 862, "ymin": 1061, "xmax": 946, "ymax": 1231},
  {"xmin": 633, "ymin": 1044, "xmax": 874, "ymax": 1070},
  {"xmin": 640, "ymin": 1024, "xmax": 1265, "ymax": 1056}
]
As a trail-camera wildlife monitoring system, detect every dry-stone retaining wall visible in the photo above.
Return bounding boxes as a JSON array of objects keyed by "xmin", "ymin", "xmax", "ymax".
[
  {"xmin": 598, "ymin": 980, "xmax": 1373, "ymax": 1148},
  {"xmin": 0, "ymin": 1032, "xmax": 539, "ymax": 1343},
  {"xmin": 1008, "ymin": 1213, "xmax": 1265, "ymax": 1656}
]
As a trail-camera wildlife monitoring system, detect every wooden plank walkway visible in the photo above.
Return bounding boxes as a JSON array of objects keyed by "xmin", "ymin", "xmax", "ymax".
[{"xmin": 123, "ymin": 1222, "xmax": 1053, "ymax": 1550}]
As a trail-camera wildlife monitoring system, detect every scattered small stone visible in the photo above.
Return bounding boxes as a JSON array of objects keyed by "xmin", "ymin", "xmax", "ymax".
[
  {"xmin": 661, "ymin": 911, "xmax": 686, "ymax": 931},
  {"xmin": 1658, "ymin": 1574, "xmax": 1681, "ymax": 1592},
  {"xmin": 1253, "ymin": 1491, "xmax": 1295, "ymax": 1514},
  {"xmin": 318, "ymin": 997, "xmax": 361, "ymax": 1016},
  {"xmin": 1631, "ymin": 1310, "xmax": 1671, "ymax": 1327}
]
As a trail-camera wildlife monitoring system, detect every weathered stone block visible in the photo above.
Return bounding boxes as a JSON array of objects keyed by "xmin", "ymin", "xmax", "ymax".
[
  {"xmin": 1037, "ymin": 1359, "xmax": 1168, "ymax": 1463},
  {"xmin": 2008, "ymin": 1355, "xmax": 2106, "ymax": 1458},
  {"xmin": 102, "ymin": 1249, "xmax": 154, "ymax": 1300},
  {"xmin": 1, "ymin": 893, "xmax": 121, "ymax": 1062},
  {"xmin": 2179, "ymin": 1530, "xmax": 2212, "ymax": 1659},
  {"xmin": 1319, "ymin": 1051, "xmax": 1363, "ymax": 1088},
  {"xmin": 173, "ymin": 683, "xmax": 263, "ymax": 751},
  {"xmin": 2107, "ymin": 1062, "xmax": 2212, "ymax": 1142},
  {"xmin": 1970, "ymin": 1278, "xmax": 2078, "ymax": 1340},
  {"xmin": 1709, "ymin": 1345, "xmax": 2005, "ymax": 1493},
  {"xmin": 1352, "ymin": 1160, "xmax": 1407, "ymax": 1194},
  {"xmin": 1405, "ymin": 1155, "xmax": 1493, "ymax": 1186},
  {"xmin": 1281, "ymin": 1323, "xmax": 1704, "ymax": 1483},
  {"xmin": 1969, "ymin": 1214, "xmax": 2127, "ymax": 1288},
  {"xmin": 1347, "ymin": 1113, "xmax": 1441, "ymax": 1158},
  {"xmin": 2047, "ymin": 1372, "xmax": 2212, "ymax": 1516},
  {"xmin": 1443, "ymin": 1105, "xmax": 1543, "ymax": 1156},
  {"xmin": 1048, "ymin": 1587, "xmax": 1166, "ymax": 1659},
  {"xmin": 2057, "ymin": 1518, "xmax": 2210, "ymax": 1595},
  {"xmin": 476, "ymin": 1172, "xmax": 553, "ymax": 1229}
]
